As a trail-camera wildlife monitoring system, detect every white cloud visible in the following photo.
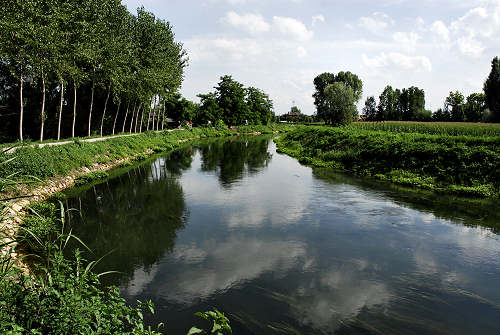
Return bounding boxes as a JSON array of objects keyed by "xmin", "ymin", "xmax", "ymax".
[
  {"xmin": 312, "ymin": 15, "xmax": 325, "ymax": 27},
  {"xmin": 392, "ymin": 31, "xmax": 420, "ymax": 52},
  {"xmin": 448, "ymin": 1, "xmax": 500, "ymax": 56},
  {"xmin": 362, "ymin": 52, "xmax": 432, "ymax": 72},
  {"xmin": 359, "ymin": 12, "xmax": 394, "ymax": 34},
  {"xmin": 222, "ymin": 11, "xmax": 270, "ymax": 34},
  {"xmin": 430, "ymin": 20, "xmax": 450, "ymax": 43},
  {"xmin": 457, "ymin": 36, "xmax": 485, "ymax": 57},
  {"xmin": 185, "ymin": 37, "xmax": 263, "ymax": 62},
  {"xmin": 273, "ymin": 16, "xmax": 314, "ymax": 41}
]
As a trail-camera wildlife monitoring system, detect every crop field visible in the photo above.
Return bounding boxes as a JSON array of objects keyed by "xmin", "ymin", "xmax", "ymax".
[{"xmin": 351, "ymin": 121, "xmax": 500, "ymax": 137}]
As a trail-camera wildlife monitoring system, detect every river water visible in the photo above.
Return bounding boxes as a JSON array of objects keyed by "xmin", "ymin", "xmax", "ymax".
[{"xmin": 65, "ymin": 136, "xmax": 500, "ymax": 334}]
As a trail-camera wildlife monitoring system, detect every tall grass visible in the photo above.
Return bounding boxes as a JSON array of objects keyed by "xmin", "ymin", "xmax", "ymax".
[{"xmin": 352, "ymin": 121, "xmax": 500, "ymax": 137}]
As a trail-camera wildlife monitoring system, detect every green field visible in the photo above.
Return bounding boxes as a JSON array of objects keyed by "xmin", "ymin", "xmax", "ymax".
[{"xmin": 276, "ymin": 124, "xmax": 500, "ymax": 197}]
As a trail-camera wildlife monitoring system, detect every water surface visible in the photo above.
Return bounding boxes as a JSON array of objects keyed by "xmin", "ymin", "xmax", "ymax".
[{"xmin": 66, "ymin": 136, "xmax": 500, "ymax": 334}]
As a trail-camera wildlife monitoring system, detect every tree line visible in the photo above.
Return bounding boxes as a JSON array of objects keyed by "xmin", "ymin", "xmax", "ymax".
[
  {"xmin": 0, "ymin": 0, "xmax": 187, "ymax": 143},
  {"xmin": 361, "ymin": 56, "xmax": 500, "ymax": 123},
  {"xmin": 312, "ymin": 57, "xmax": 500, "ymax": 125},
  {"xmin": 196, "ymin": 75, "xmax": 274, "ymax": 126}
]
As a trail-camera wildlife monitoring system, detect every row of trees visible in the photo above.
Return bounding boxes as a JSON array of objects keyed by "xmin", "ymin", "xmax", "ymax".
[
  {"xmin": 362, "ymin": 86, "xmax": 429, "ymax": 122},
  {"xmin": 196, "ymin": 75, "xmax": 274, "ymax": 126},
  {"xmin": 0, "ymin": 0, "xmax": 187, "ymax": 142},
  {"xmin": 362, "ymin": 56, "xmax": 500, "ymax": 123}
]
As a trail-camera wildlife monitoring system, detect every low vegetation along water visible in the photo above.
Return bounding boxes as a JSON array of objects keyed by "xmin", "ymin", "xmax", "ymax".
[{"xmin": 63, "ymin": 136, "xmax": 500, "ymax": 334}]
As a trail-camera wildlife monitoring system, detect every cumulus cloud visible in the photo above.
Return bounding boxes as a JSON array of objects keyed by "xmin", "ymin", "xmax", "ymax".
[
  {"xmin": 359, "ymin": 12, "xmax": 394, "ymax": 34},
  {"xmin": 362, "ymin": 52, "xmax": 432, "ymax": 72},
  {"xmin": 392, "ymin": 31, "xmax": 420, "ymax": 52},
  {"xmin": 430, "ymin": 20, "xmax": 450, "ymax": 43},
  {"xmin": 273, "ymin": 16, "xmax": 314, "ymax": 41},
  {"xmin": 222, "ymin": 11, "xmax": 270, "ymax": 34},
  {"xmin": 448, "ymin": 1, "xmax": 500, "ymax": 56}
]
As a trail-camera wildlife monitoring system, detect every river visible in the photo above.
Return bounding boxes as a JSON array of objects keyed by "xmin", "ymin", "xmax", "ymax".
[{"xmin": 64, "ymin": 136, "xmax": 500, "ymax": 335}]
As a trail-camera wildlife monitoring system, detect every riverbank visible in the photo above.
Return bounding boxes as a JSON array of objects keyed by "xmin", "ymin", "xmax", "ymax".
[
  {"xmin": 0, "ymin": 125, "xmax": 291, "ymax": 334},
  {"xmin": 275, "ymin": 125, "xmax": 500, "ymax": 198},
  {"xmin": 0, "ymin": 124, "xmax": 292, "ymax": 266}
]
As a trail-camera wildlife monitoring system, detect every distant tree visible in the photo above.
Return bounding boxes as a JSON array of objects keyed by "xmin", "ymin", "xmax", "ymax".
[
  {"xmin": 484, "ymin": 56, "xmax": 500, "ymax": 122},
  {"xmin": 398, "ymin": 87, "xmax": 425, "ymax": 121},
  {"xmin": 432, "ymin": 108, "xmax": 448, "ymax": 121},
  {"xmin": 464, "ymin": 93, "xmax": 486, "ymax": 122},
  {"xmin": 215, "ymin": 75, "xmax": 250, "ymax": 126},
  {"xmin": 415, "ymin": 109, "xmax": 432, "ymax": 121},
  {"xmin": 445, "ymin": 91, "xmax": 465, "ymax": 122},
  {"xmin": 362, "ymin": 96, "xmax": 377, "ymax": 121},
  {"xmin": 197, "ymin": 93, "xmax": 222, "ymax": 125},
  {"xmin": 313, "ymin": 71, "xmax": 363, "ymax": 123},
  {"xmin": 323, "ymin": 82, "xmax": 357, "ymax": 125},
  {"xmin": 377, "ymin": 86, "xmax": 400, "ymax": 121},
  {"xmin": 246, "ymin": 87, "xmax": 274, "ymax": 125}
]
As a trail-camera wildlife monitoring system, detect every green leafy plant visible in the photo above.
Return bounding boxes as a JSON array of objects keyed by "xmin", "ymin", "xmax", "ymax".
[{"xmin": 188, "ymin": 309, "xmax": 232, "ymax": 335}]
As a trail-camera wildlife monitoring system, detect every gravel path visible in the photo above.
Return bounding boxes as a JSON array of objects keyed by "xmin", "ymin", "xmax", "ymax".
[{"xmin": 4, "ymin": 130, "xmax": 177, "ymax": 154}]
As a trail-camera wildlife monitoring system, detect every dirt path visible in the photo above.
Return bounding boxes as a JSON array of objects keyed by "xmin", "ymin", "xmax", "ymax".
[{"xmin": 4, "ymin": 130, "xmax": 177, "ymax": 154}]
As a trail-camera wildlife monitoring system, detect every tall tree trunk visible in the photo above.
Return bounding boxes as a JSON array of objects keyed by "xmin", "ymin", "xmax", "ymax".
[
  {"xmin": 162, "ymin": 99, "xmax": 166, "ymax": 130},
  {"xmin": 100, "ymin": 83, "xmax": 111, "ymax": 136},
  {"xmin": 40, "ymin": 70, "xmax": 46, "ymax": 142},
  {"xmin": 88, "ymin": 79, "xmax": 95, "ymax": 137},
  {"xmin": 88, "ymin": 67, "xmax": 96, "ymax": 137},
  {"xmin": 156, "ymin": 96, "xmax": 161, "ymax": 131},
  {"xmin": 19, "ymin": 66, "xmax": 23, "ymax": 142},
  {"xmin": 57, "ymin": 79, "xmax": 64, "ymax": 140},
  {"xmin": 134, "ymin": 104, "xmax": 140, "ymax": 133},
  {"xmin": 112, "ymin": 100, "xmax": 121, "ymax": 135},
  {"xmin": 128, "ymin": 100, "xmax": 137, "ymax": 133},
  {"xmin": 122, "ymin": 101, "xmax": 130, "ymax": 133},
  {"xmin": 146, "ymin": 97, "xmax": 152, "ymax": 131},
  {"xmin": 72, "ymin": 80, "xmax": 77, "ymax": 138},
  {"xmin": 151, "ymin": 96, "xmax": 156, "ymax": 131},
  {"xmin": 139, "ymin": 103, "xmax": 145, "ymax": 133}
]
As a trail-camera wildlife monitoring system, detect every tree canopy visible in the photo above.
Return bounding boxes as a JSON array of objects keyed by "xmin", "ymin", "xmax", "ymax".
[
  {"xmin": 313, "ymin": 71, "xmax": 363, "ymax": 124},
  {"xmin": 0, "ymin": 0, "xmax": 187, "ymax": 142},
  {"xmin": 197, "ymin": 75, "xmax": 274, "ymax": 126},
  {"xmin": 484, "ymin": 56, "xmax": 500, "ymax": 122}
]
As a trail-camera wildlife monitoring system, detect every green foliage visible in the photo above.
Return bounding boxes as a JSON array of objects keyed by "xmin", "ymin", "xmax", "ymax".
[
  {"xmin": 313, "ymin": 71, "xmax": 363, "ymax": 123},
  {"xmin": 276, "ymin": 125, "xmax": 500, "ymax": 197},
  {"xmin": 0, "ymin": 128, "xmax": 231, "ymax": 185},
  {"xmin": 323, "ymin": 82, "xmax": 357, "ymax": 125},
  {"xmin": 197, "ymin": 76, "xmax": 274, "ymax": 126},
  {"xmin": 188, "ymin": 309, "xmax": 232, "ymax": 335},
  {"xmin": 352, "ymin": 121, "xmax": 500, "ymax": 137},
  {"xmin": 484, "ymin": 56, "xmax": 500, "ymax": 122},
  {"xmin": 74, "ymin": 171, "xmax": 109, "ymax": 186}
]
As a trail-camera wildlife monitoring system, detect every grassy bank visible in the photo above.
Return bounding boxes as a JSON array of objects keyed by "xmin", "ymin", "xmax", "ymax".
[
  {"xmin": 0, "ymin": 127, "xmax": 232, "ymax": 190},
  {"xmin": 276, "ymin": 125, "xmax": 500, "ymax": 197}
]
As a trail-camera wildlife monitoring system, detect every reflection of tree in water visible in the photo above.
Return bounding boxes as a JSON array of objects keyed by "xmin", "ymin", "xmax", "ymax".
[
  {"xmin": 199, "ymin": 136, "xmax": 273, "ymax": 187},
  {"xmin": 66, "ymin": 158, "xmax": 190, "ymax": 285},
  {"xmin": 163, "ymin": 146, "xmax": 194, "ymax": 177},
  {"xmin": 313, "ymin": 168, "xmax": 500, "ymax": 233}
]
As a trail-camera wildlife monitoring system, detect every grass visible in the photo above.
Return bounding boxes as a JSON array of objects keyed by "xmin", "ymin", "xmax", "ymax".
[
  {"xmin": 0, "ymin": 128, "xmax": 233, "ymax": 190},
  {"xmin": 276, "ymin": 125, "xmax": 500, "ymax": 198},
  {"xmin": 352, "ymin": 121, "xmax": 500, "ymax": 137}
]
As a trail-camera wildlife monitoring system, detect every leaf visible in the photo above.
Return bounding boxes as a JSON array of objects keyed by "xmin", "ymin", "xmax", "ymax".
[{"xmin": 187, "ymin": 327, "xmax": 203, "ymax": 335}]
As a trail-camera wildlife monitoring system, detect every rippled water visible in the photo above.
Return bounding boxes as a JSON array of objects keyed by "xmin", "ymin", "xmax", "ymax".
[{"xmin": 65, "ymin": 136, "xmax": 500, "ymax": 334}]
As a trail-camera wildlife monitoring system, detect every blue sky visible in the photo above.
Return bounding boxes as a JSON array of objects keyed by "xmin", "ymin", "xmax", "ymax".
[{"xmin": 122, "ymin": 0, "xmax": 500, "ymax": 115}]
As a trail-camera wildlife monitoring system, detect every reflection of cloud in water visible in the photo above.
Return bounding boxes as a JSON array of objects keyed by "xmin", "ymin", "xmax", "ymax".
[
  {"xmin": 123, "ymin": 264, "xmax": 159, "ymax": 296},
  {"xmin": 157, "ymin": 236, "xmax": 306, "ymax": 304},
  {"xmin": 291, "ymin": 260, "xmax": 390, "ymax": 332},
  {"xmin": 181, "ymin": 148, "xmax": 313, "ymax": 228}
]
